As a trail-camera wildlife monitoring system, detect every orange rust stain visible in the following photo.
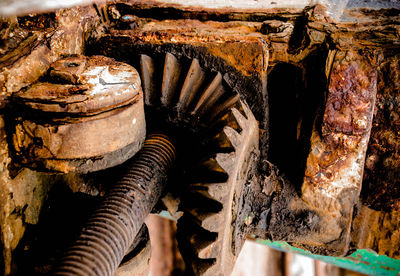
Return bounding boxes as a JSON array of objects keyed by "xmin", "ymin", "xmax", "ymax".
[{"xmin": 302, "ymin": 49, "xmax": 379, "ymax": 212}]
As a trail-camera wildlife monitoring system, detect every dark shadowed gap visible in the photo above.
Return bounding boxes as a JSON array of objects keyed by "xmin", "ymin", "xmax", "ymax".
[
  {"xmin": 267, "ymin": 63, "xmax": 304, "ymax": 187},
  {"xmin": 267, "ymin": 48, "xmax": 327, "ymax": 190}
]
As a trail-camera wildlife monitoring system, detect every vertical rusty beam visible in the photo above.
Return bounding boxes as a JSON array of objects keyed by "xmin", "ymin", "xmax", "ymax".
[
  {"xmin": 146, "ymin": 214, "xmax": 185, "ymax": 276},
  {"xmin": 301, "ymin": 49, "xmax": 379, "ymax": 254}
]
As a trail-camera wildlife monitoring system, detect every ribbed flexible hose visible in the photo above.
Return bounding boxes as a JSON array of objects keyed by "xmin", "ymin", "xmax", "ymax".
[{"xmin": 53, "ymin": 133, "xmax": 176, "ymax": 276}]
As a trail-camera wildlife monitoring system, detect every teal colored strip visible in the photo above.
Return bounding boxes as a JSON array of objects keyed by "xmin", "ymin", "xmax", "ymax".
[{"xmin": 256, "ymin": 239, "xmax": 400, "ymax": 276}]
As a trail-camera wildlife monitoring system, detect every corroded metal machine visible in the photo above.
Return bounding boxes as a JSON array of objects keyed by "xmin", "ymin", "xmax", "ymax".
[{"xmin": 0, "ymin": 0, "xmax": 400, "ymax": 275}]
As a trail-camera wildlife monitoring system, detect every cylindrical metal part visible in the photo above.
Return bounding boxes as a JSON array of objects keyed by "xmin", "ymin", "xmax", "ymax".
[
  {"xmin": 12, "ymin": 55, "xmax": 146, "ymax": 173},
  {"xmin": 52, "ymin": 133, "xmax": 176, "ymax": 276}
]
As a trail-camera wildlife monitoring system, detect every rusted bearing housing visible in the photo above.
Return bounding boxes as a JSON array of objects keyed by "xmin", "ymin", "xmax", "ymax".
[{"xmin": 12, "ymin": 55, "xmax": 145, "ymax": 173}]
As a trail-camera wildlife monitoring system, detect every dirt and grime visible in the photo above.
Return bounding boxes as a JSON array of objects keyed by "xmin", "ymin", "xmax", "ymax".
[{"xmin": 0, "ymin": 1, "xmax": 400, "ymax": 275}]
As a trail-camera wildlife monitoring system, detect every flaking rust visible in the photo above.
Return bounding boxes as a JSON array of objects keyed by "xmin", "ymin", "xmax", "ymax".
[{"xmin": 300, "ymin": 49, "xmax": 380, "ymax": 254}]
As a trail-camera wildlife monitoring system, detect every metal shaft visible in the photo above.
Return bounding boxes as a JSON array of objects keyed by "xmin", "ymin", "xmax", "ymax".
[{"xmin": 53, "ymin": 133, "xmax": 176, "ymax": 276}]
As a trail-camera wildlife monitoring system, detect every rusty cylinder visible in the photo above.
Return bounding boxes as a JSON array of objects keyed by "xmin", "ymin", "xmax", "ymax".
[{"xmin": 53, "ymin": 133, "xmax": 176, "ymax": 276}]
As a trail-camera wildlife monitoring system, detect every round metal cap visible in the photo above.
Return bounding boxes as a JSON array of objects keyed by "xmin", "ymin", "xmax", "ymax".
[{"xmin": 14, "ymin": 55, "xmax": 141, "ymax": 115}]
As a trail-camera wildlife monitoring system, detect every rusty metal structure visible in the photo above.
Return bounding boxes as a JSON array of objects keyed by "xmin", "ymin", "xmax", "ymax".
[{"xmin": 0, "ymin": 0, "xmax": 400, "ymax": 275}]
